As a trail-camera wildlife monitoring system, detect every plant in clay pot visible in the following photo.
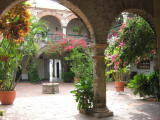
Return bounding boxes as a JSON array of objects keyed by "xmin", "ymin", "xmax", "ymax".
[
  {"xmin": 105, "ymin": 48, "xmax": 130, "ymax": 92},
  {"xmin": 0, "ymin": 2, "xmax": 48, "ymax": 105}
]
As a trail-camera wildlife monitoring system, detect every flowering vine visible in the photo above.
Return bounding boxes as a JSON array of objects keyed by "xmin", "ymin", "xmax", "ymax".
[
  {"xmin": 106, "ymin": 16, "xmax": 156, "ymax": 81},
  {"xmin": 42, "ymin": 32, "xmax": 87, "ymax": 55}
]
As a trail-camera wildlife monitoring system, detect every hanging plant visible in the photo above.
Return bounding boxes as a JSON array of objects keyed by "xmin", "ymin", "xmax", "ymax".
[{"xmin": 72, "ymin": 27, "xmax": 79, "ymax": 32}]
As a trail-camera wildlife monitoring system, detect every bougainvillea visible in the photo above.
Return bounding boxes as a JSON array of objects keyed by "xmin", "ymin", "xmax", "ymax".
[
  {"xmin": 106, "ymin": 16, "xmax": 156, "ymax": 81},
  {"xmin": 42, "ymin": 32, "xmax": 87, "ymax": 55},
  {"xmin": 107, "ymin": 16, "xmax": 156, "ymax": 66}
]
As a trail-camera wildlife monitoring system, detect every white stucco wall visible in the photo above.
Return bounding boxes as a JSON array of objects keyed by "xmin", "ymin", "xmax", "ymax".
[
  {"xmin": 40, "ymin": 16, "xmax": 87, "ymax": 35},
  {"xmin": 67, "ymin": 19, "xmax": 87, "ymax": 35},
  {"xmin": 20, "ymin": 55, "xmax": 30, "ymax": 80},
  {"xmin": 131, "ymin": 61, "xmax": 155, "ymax": 75},
  {"xmin": 38, "ymin": 58, "xmax": 45, "ymax": 79},
  {"xmin": 41, "ymin": 15, "xmax": 62, "ymax": 34}
]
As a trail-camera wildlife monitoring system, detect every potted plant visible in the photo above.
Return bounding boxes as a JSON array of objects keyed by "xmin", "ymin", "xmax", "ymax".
[
  {"xmin": 0, "ymin": 3, "xmax": 48, "ymax": 105},
  {"xmin": 105, "ymin": 48, "xmax": 130, "ymax": 92},
  {"xmin": 72, "ymin": 27, "xmax": 79, "ymax": 32}
]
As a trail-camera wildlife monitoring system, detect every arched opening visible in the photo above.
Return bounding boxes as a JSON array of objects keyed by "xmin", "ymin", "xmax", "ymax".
[
  {"xmin": 106, "ymin": 11, "xmax": 158, "ymax": 102},
  {"xmin": 66, "ymin": 18, "xmax": 87, "ymax": 35},
  {"xmin": 1, "ymin": 0, "xmax": 160, "ymax": 119},
  {"xmin": 41, "ymin": 15, "xmax": 62, "ymax": 33}
]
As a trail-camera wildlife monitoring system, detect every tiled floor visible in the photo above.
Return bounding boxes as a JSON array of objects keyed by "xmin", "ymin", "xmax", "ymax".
[{"xmin": 0, "ymin": 81, "xmax": 160, "ymax": 120}]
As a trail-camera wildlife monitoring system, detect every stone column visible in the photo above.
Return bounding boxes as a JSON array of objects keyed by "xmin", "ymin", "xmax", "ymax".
[
  {"xmin": 88, "ymin": 43, "xmax": 113, "ymax": 118},
  {"xmin": 153, "ymin": 0, "xmax": 160, "ymax": 95},
  {"xmin": 153, "ymin": 0, "xmax": 160, "ymax": 82},
  {"xmin": 62, "ymin": 26, "xmax": 67, "ymax": 35},
  {"xmin": 121, "ymin": 12, "xmax": 129, "ymax": 24}
]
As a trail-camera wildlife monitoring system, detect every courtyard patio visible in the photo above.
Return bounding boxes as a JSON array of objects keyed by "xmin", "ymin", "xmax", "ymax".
[{"xmin": 0, "ymin": 81, "xmax": 160, "ymax": 120}]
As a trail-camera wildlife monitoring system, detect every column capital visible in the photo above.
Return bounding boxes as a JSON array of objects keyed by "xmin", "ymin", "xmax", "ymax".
[
  {"xmin": 88, "ymin": 43, "xmax": 109, "ymax": 56},
  {"xmin": 61, "ymin": 26, "xmax": 67, "ymax": 28},
  {"xmin": 121, "ymin": 12, "xmax": 129, "ymax": 16}
]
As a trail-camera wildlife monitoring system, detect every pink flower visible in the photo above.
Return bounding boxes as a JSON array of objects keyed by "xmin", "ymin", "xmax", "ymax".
[
  {"xmin": 126, "ymin": 40, "xmax": 129, "ymax": 44},
  {"xmin": 136, "ymin": 61, "xmax": 139, "ymax": 64},
  {"xmin": 62, "ymin": 38, "xmax": 65, "ymax": 40},
  {"xmin": 115, "ymin": 62, "xmax": 118, "ymax": 71},
  {"xmin": 123, "ymin": 62, "xmax": 125, "ymax": 67},
  {"xmin": 112, "ymin": 55, "xmax": 116, "ymax": 63},
  {"xmin": 107, "ymin": 35, "xmax": 110, "ymax": 39},
  {"xmin": 130, "ymin": 45, "xmax": 132, "ymax": 48},
  {"xmin": 127, "ymin": 17, "xmax": 130, "ymax": 20},
  {"xmin": 113, "ymin": 33, "xmax": 118, "ymax": 36}
]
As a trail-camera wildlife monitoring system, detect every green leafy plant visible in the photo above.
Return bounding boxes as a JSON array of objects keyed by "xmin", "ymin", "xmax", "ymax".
[
  {"xmin": 70, "ymin": 48, "xmax": 94, "ymax": 111},
  {"xmin": 128, "ymin": 71, "xmax": 160, "ymax": 101},
  {"xmin": 70, "ymin": 78, "xmax": 93, "ymax": 111},
  {"xmin": 0, "ymin": 6, "xmax": 48, "ymax": 91},
  {"xmin": 29, "ymin": 59, "xmax": 42, "ymax": 84},
  {"xmin": 61, "ymin": 72, "xmax": 75, "ymax": 82},
  {"xmin": 43, "ymin": 32, "xmax": 93, "ymax": 111},
  {"xmin": 72, "ymin": 27, "xmax": 79, "ymax": 32},
  {"xmin": 115, "ymin": 16, "xmax": 156, "ymax": 65},
  {"xmin": 128, "ymin": 73, "xmax": 149, "ymax": 98},
  {"xmin": 0, "ymin": 107, "xmax": 4, "ymax": 116}
]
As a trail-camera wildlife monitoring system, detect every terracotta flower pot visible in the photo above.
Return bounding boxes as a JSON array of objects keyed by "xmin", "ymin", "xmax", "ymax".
[
  {"xmin": 115, "ymin": 81, "xmax": 124, "ymax": 92},
  {"xmin": 74, "ymin": 77, "xmax": 80, "ymax": 84},
  {"xmin": 0, "ymin": 90, "xmax": 16, "ymax": 105}
]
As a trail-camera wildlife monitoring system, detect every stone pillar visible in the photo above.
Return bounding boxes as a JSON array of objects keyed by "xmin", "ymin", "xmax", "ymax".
[
  {"xmin": 153, "ymin": 0, "xmax": 160, "ymax": 101},
  {"xmin": 88, "ymin": 43, "xmax": 113, "ymax": 118},
  {"xmin": 121, "ymin": 12, "xmax": 129, "ymax": 24},
  {"xmin": 62, "ymin": 26, "xmax": 67, "ymax": 35},
  {"xmin": 153, "ymin": 0, "xmax": 160, "ymax": 79}
]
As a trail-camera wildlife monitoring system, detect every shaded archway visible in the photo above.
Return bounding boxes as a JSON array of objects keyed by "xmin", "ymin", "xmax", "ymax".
[
  {"xmin": 41, "ymin": 15, "xmax": 62, "ymax": 33},
  {"xmin": 0, "ymin": 0, "xmax": 158, "ymax": 118},
  {"xmin": 37, "ymin": 10, "xmax": 63, "ymax": 26},
  {"xmin": 66, "ymin": 18, "xmax": 87, "ymax": 35}
]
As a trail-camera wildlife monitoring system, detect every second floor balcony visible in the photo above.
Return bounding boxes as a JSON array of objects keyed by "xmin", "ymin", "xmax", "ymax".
[{"xmin": 36, "ymin": 33, "xmax": 89, "ymax": 44}]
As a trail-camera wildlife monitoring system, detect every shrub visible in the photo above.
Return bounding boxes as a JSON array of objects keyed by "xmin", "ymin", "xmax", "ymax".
[
  {"xmin": 128, "ymin": 71, "xmax": 160, "ymax": 100},
  {"xmin": 61, "ymin": 72, "xmax": 75, "ymax": 82},
  {"xmin": 29, "ymin": 59, "xmax": 42, "ymax": 84}
]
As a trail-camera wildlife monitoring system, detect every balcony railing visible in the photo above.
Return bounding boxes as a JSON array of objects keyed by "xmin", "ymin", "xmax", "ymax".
[
  {"xmin": 36, "ymin": 24, "xmax": 122, "ymax": 44},
  {"xmin": 108, "ymin": 23, "xmax": 122, "ymax": 35},
  {"xmin": 36, "ymin": 33, "xmax": 89, "ymax": 44}
]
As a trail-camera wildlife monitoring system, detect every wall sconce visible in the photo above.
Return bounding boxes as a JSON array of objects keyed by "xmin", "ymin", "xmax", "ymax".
[{"xmin": 56, "ymin": 27, "xmax": 58, "ymax": 31}]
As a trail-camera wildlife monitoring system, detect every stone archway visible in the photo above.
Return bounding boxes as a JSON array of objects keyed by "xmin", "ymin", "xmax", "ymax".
[
  {"xmin": 0, "ymin": 0, "xmax": 159, "ymax": 118},
  {"xmin": 37, "ymin": 10, "xmax": 63, "ymax": 25}
]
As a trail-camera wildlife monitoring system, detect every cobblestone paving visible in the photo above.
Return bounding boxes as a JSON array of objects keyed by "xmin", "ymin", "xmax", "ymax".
[{"xmin": 0, "ymin": 82, "xmax": 160, "ymax": 120}]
